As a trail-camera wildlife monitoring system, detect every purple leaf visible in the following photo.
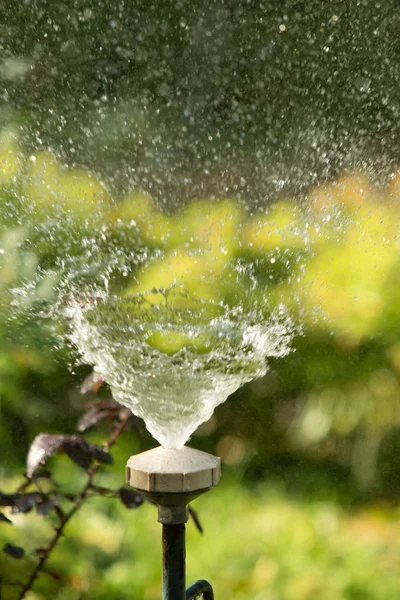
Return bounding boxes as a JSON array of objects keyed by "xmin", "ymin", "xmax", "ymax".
[
  {"xmin": 3, "ymin": 544, "xmax": 25, "ymax": 559},
  {"xmin": 63, "ymin": 436, "xmax": 113, "ymax": 469},
  {"xmin": 26, "ymin": 433, "xmax": 113, "ymax": 477},
  {"xmin": 63, "ymin": 440, "xmax": 93, "ymax": 470},
  {"xmin": 26, "ymin": 433, "xmax": 65, "ymax": 478},
  {"xmin": 118, "ymin": 488, "xmax": 144, "ymax": 509},
  {"xmin": 77, "ymin": 401, "xmax": 120, "ymax": 432},
  {"xmin": 36, "ymin": 496, "xmax": 57, "ymax": 516},
  {"xmin": 0, "ymin": 491, "xmax": 46, "ymax": 514}
]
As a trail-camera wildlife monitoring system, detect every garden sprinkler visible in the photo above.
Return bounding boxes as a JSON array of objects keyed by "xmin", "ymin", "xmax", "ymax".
[{"xmin": 126, "ymin": 446, "xmax": 221, "ymax": 599}]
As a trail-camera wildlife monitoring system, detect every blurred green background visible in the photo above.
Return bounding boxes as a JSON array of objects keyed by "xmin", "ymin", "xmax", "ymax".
[
  {"xmin": 2, "ymin": 145, "xmax": 400, "ymax": 599},
  {"xmin": 2, "ymin": 1, "xmax": 400, "ymax": 598}
]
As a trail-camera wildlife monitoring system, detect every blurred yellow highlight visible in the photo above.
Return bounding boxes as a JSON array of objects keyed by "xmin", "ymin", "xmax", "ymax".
[
  {"xmin": 22, "ymin": 151, "xmax": 111, "ymax": 219},
  {"xmin": 243, "ymin": 201, "xmax": 305, "ymax": 252},
  {"xmin": 0, "ymin": 130, "xmax": 25, "ymax": 186}
]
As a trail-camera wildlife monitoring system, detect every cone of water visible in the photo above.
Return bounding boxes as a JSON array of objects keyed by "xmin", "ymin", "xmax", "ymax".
[{"xmin": 66, "ymin": 287, "xmax": 292, "ymax": 448}]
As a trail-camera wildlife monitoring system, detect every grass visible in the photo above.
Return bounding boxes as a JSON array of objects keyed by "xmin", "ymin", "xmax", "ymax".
[{"xmin": 2, "ymin": 462, "xmax": 400, "ymax": 600}]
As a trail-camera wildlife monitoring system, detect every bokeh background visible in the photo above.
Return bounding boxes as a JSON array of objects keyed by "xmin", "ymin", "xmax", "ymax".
[{"xmin": 1, "ymin": 1, "xmax": 400, "ymax": 599}]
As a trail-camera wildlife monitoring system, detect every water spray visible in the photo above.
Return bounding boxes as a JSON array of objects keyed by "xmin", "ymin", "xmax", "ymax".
[{"xmin": 126, "ymin": 446, "xmax": 221, "ymax": 599}]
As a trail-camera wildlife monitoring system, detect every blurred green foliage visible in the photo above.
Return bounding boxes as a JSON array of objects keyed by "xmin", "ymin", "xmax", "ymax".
[
  {"xmin": 2, "ymin": 135, "xmax": 400, "ymax": 486},
  {"xmin": 3, "ymin": 468, "xmax": 400, "ymax": 600},
  {"xmin": 2, "ymin": 2, "xmax": 400, "ymax": 596},
  {"xmin": 2, "ymin": 135, "xmax": 400, "ymax": 597}
]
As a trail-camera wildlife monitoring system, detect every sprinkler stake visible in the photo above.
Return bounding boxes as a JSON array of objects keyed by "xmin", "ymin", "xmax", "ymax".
[{"xmin": 126, "ymin": 446, "xmax": 221, "ymax": 600}]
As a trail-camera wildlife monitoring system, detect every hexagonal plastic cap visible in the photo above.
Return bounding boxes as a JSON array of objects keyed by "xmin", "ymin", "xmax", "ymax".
[{"xmin": 126, "ymin": 446, "xmax": 221, "ymax": 494}]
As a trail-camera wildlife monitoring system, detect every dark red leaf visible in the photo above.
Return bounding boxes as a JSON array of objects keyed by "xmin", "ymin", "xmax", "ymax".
[
  {"xmin": 3, "ymin": 544, "xmax": 25, "ymax": 559},
  {"xmin": 26, "ymin": 433, "xmax": 113, "ymax": 477},
  {"xmin": 36, "ymin": 496, "xmax": 57, "ymax": 516},
  {"xmin": 63, "ymin": 436, "xmax": 113, "ymax": 469},
  {"xmin": 26, "ymin": 433, "xmax": 65, "ymax": 478},
  {"xmin": 63, "ymin": 440, "xmax": 92, "ymax": 469},
  {"xmin": 0, "ymin": 491, "xmax": 47, "ymax": 514},
  {"xmin": 12, "ymin": 493, "xmax": 44, "ymax": 514},
  {"xmin": 77, "ymin": 401, "xmax": 120, "ymax": 432},
  {"xmin": 0, "ymin": 512, "xmax": 12, "ymax": 524},
  {"xmin": 118, "ymin": 488, "xmax": 144, "ymax": 509}
]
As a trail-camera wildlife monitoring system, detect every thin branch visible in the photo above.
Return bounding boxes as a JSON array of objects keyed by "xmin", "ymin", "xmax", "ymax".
[{"xmin": 16, "ymin": 412, "xmax": 130, "ymax": 600}]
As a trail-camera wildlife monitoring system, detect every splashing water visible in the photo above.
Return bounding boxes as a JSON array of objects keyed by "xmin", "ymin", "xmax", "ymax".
[
  {"xmin": 64, "ymin": 290, "xmax": 293, "ymax": 448},
  {"xmin": 5, "ymin": 185, "xmax": 298, "ymax": 449}
]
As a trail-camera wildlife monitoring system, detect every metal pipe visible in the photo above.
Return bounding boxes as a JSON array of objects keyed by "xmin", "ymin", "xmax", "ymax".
[
  {"xmin": 186, "ymin": 579, "xmax": 214, "ymax": 600},
  {"xmin": 126, "ymin": 447, "xmax": 221, "ymax": 599},
  {"xmin": 162, "ymin": 523, "xmax": 186, "ymax": 600}
]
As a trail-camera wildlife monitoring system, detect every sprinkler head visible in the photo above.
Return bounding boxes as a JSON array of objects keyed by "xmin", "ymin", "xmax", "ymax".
[{"xmin": 126, "ymin": 446, "xmax": 221, "ymax": 524}]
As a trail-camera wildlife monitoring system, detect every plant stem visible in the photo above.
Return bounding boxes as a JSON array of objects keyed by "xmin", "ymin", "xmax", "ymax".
[{"xmin": 17, "ymin": 413, "xmax": 130, "ymax": 600}]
